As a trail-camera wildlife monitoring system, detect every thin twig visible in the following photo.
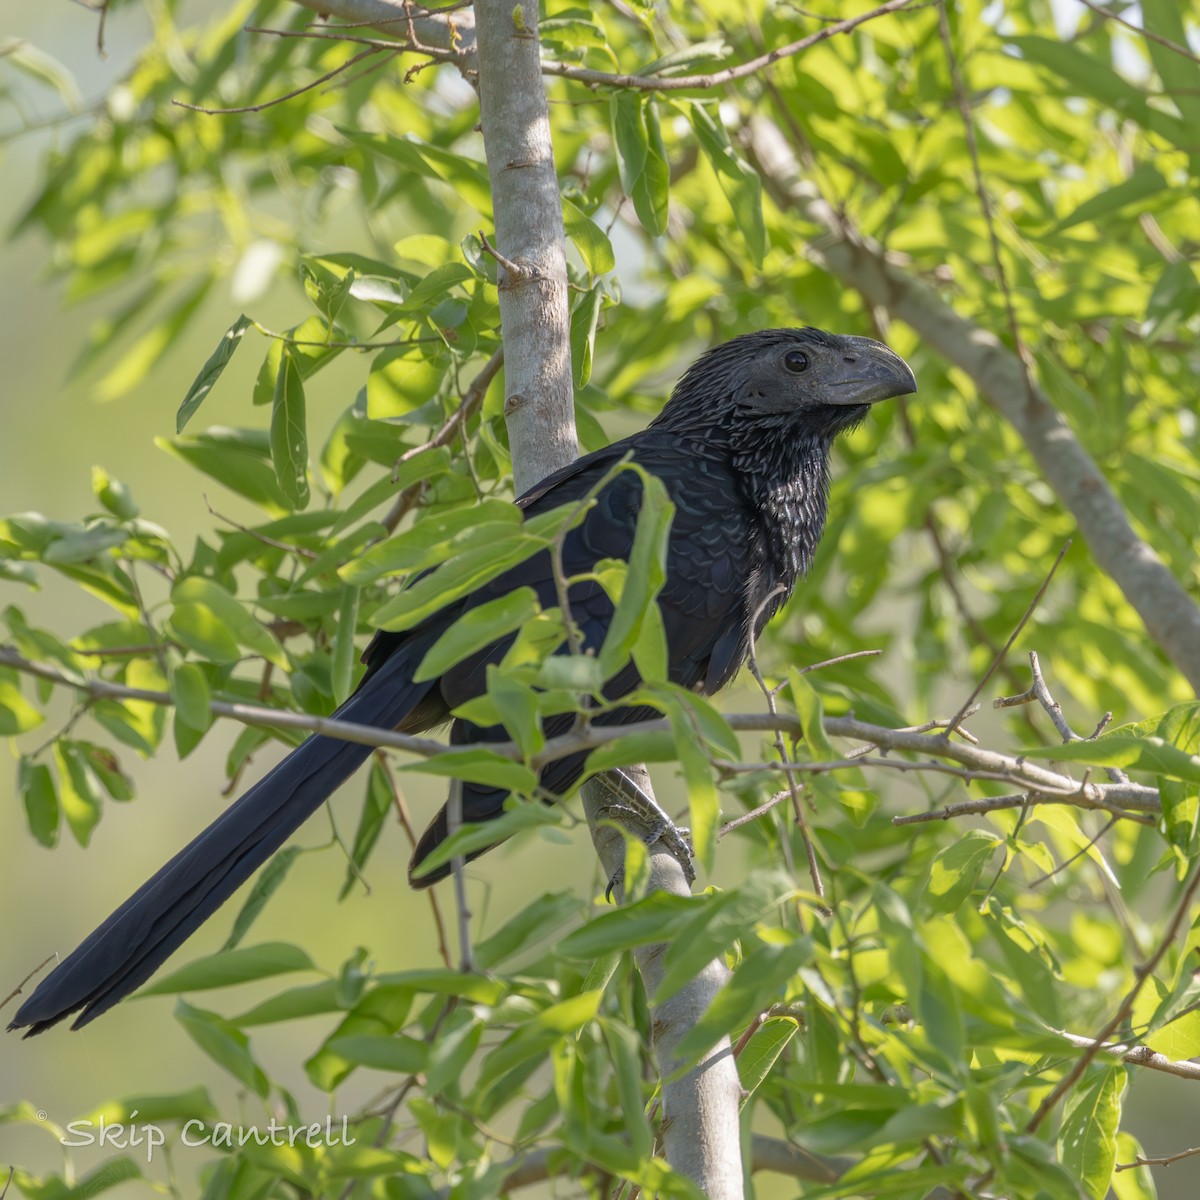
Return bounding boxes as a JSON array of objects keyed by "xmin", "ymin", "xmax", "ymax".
[
  {"xmin": 942, "ymin": 541, "xmax": 1071, "ymax": 737},
  {"xmin": 996, "ymin": 650, "xmax": 1128, "ymax": 785},
  {"xmin": 381, "ymin": 346, "xmax": 504, "ymax": 534},
  {"xmin": 892, "ymin": 794, "xmax": 1154, "ymax": 827},
  {"xmin": 375, "ymin": 753, "xmax": 452, "ymax": 968},
  {"xmin": 173, "ymin": 45, "xmax": 389, "ymax": 115},
  {"xmin": 478, "ymin": 229, "xmax": 533, "ymax": 285},
  {"xmin": 1075, "ymin": 0, "xmax": 1200, "ymax": 66},
  {"xmin": 845, "ymin": 706, "xmax": 981, "ymax": 758},
  {"xmin": 205, "ymin": 495, "xmax": 320, "ymax": 559},
  {"xmin": 446, "ymin": 779, "xmax": 474, "ymax": 972},
  {"xmin": 797, "ymin": 649, "xmax": 882, "ymax": 674},
  {"xmin": 0, "ymin": 954, "xmax": 57, "ymax": 1014},
  {"xmin": 746, "ymin": 584, "xmax": 811, "ymax": 891},
  {"xmin": 311, "ymin": 2, "xmax": 473, "ymax": 30},
  {"xmin": 1028, "ymin": 814, "xmax": 1122, "ymax": 886},
  {"xmin": 1117, "ymin": 1145, "xmax": 1200, "ymax": 1172}
]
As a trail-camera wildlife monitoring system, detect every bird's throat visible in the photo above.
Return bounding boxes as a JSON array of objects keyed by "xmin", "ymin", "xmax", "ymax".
[{"xmin": 734, "ymin": 427, "xmax": 832, "ymax": 592}]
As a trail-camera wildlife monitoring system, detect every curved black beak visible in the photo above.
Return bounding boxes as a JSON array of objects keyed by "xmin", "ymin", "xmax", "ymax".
[{"xmin": 829, "ymin": 335, "xmax": 917, "ymax": 406}]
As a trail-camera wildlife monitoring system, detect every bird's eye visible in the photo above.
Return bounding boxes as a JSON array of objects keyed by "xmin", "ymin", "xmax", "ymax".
[{"xmin": 783, "ymin": 350, "xmax": 809, "ymax": 373}]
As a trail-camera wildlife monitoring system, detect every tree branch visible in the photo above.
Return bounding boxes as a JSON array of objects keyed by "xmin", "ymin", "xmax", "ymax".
[{"xmin": 2, "ymin": 645, "xmax": 1162, "ymax": 823}]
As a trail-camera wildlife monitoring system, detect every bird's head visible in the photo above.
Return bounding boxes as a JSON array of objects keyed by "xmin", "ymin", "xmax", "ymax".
[{"xmin": 656, "ymin": 327, "xmax": 917, "ymax": 440}]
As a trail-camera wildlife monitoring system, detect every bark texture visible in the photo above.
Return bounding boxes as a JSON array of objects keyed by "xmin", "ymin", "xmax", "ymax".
[{"xmin": 472, "ymin": 3, "xmax": 744, "ymax": 1191}]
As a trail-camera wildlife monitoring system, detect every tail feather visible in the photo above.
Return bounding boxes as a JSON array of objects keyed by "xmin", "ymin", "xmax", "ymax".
[{"xmin": 10, "ymin": 657, "xmax": 439, "ymax": 1036}]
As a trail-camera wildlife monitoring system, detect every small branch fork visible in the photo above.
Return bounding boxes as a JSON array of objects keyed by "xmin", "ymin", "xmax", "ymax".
[{"xmin": 995, "ymin": 649, "xmax": 1125, "ymax": 782}]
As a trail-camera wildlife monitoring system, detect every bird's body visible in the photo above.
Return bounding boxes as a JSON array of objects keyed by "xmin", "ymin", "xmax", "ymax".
[{"xmin": 9, "ymin": 328, "xmax": 915, "ymax": 1036}]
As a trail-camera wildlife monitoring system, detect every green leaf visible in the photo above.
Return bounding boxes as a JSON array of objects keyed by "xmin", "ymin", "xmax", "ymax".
[
  {"xmin": 91, "ymin": 466, "xmax": 139, "ymax": 520},
  {"xmin": 339, "ymin": 764, "xmax": 391, "ymax": 900},
  {"xmin": 19, "ymin": 758, "xmax": 58, "ymax": 847},
  {"xmin": 367, "ymin": 343, "xmax": 449, "ymax": 419},
  {"xmin": 271, "ymin": 348, "xmax": 310, "ymax": 509},
  {"xmin": 177, "ymin": 314, "xmax": 254, "ymax": 432},
  {"xmin": 1112, "ymin": 1132, "xmax": 1158, "ymax": 1200},
  {"xmin": 924, "ymin": 831, "xmax": 1002, "ymax": 914},
  {"xmin": 141, "ymin": 942, "xmax": 315, "ymax": 996},
  {"xmin": 570, "ymin": 282, "xmax": 604, "ymax": 388},
  {"xmin": 676, "ymin": 939, "xmax": 810, "ymax": 1062},
  {"xmin": 340, "ymin": 497, "xmax": 521, "ymax": 585},
  {"xmin": 473, "ymin": 890, "xmax": 581, "ymax": 969},
  {"xmin": 52, "ymin": 739, "xmax": 102, "ymax": 847},
  {"xmin": 408, "ymin": 801, "xmax": 563, "ymax": 882},
  {"xmin": 174, "ymin": 999, "xmax": 270, "ymax": 1097},
  {"xmin": 563, "ymin": 199, "xmax": 616, "ymax": 275},
  {"xmin": 0, "ymin": 676, "xmax": 44, "ymax": 734},
  {"xmin": 654, "ymin": 871, "xmax": 796, "ymax": 1002},
  {"xmin": 415, "ymin": 587, "xmax": 540, "ymax": 682},
  {"xmin": 1023, "ymin": 733, "xmax": 1200, "ymax": 782},
  {"xmin": 611, "ymin": 92, "xmax": 669, "ymax": 237},
  {"xmin": 156, "ymin": 428, "xmax": 290, "ymax": 516},
  {"xmin": 598, "ymin": 470, "xmax": 673, "ymax": 679},
  {"xmin": 347, "ymin": 132, "xmax": 494, "ymax": 217},
  {"xmin": 223, "ymin": 847, "xmax": 302, "ymax": 951},
  {"xmin": 557, "ymin": 893, "xmax": 703, "ymax": 960},
  {"xmin": 787, "ymin": 669, "xmax": 836, "ymax": 760},
  {"xmin": 685, "ymin": 101, "xmax": 766, "ymax": 266},
  {"xmin": 233, "ymin": 979, "xmax": 346, "ymax": 1026},
  {"xmin": 166, "ymin": 602, "xmax": 241, "ymax": 663},
  {"xmin": 78, "ymin": 741, "xmax": 132, "ymax": 801},
  {"xmin": 737, "ymin": 1017, "xmax": 799, "ymax": 1105},
  {"xmin": 488, "ymin": 667, "xmax": 543, "ymax": 756},
  {"xmin": 171, "ymin": 662, "xmax": 212, "ymax": 732},
  {"xmin": 371, "ymin": 534, "xmax": 546, "ymax": 632},
  {"xmin": 602, "ymin": 1021, "xmax": 654, "ymax": 1156},
  {"xmin": 171, "ymin": 577, "xmax": 287, "ymax": 668},
  {"xmin": 332, "ymin": 585, "xmax": 360, "ymax": 705},
  {"xmin": 326, "ymin": 1034, "xmax": 427, "ymax": 1074},
  {"xmin": 1053, "ymin": 163, "xmax": 1168, "ymax": 234},
  {"xmin": 398, "ymin": 747, "xmax": 537, "ymax": 792},
  {"xmin": 1057, "ymin": 1067, "xmax": 1124, "ymax": 1200},
  {"xmin": 3, "ymin": 38, "xmax": 82, "ymax": 109},
  {"xmin": 252, "ymin": 315, "xmax": 346, "ymax": 407}
]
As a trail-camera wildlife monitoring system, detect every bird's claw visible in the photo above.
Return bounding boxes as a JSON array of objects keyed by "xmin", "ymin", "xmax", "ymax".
[{"xmin": 596, "ymin": 768, "xmax": 696, "ymax": 900}]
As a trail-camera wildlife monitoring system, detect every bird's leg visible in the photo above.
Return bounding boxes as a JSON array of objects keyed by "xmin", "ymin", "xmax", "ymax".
[{"xmin": 594, "ymin": 769, "xmax": 695, "ymax": 900}]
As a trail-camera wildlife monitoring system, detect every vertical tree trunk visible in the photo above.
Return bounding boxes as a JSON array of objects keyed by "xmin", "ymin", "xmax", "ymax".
[{"xmin": 472, "ymin": 2, "xmax": 744, "ymax": 1192}]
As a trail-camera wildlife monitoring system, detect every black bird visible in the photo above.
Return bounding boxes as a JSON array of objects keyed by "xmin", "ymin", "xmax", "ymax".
[{"xmin": 9, "ymin": 328, "xmax": 915, "ymax": 1036}]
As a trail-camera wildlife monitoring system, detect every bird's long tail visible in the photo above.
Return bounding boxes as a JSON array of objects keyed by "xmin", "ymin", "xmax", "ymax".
[{"xmin": 9, "ymin": 652, "xmax": 439, "ymax": 1036}]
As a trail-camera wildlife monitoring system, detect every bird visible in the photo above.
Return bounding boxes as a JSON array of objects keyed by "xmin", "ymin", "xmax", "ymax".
[{"xmin": 8, "ymin": 327, "xmax": 915, "ymax": 1036}]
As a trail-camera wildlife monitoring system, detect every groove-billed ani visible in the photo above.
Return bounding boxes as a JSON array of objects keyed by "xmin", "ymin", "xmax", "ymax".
[{"xmin": 9, "ymin": 328, "xmax": 915, "ymax": 1035}]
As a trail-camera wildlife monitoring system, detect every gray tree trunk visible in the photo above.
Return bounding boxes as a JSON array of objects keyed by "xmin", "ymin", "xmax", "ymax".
[{"xmin": 472, "ymin": 1, "xmax": 744, "ymax": 1192}]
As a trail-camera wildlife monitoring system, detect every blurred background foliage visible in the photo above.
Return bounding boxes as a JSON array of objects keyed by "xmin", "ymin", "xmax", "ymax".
[{"xmin": 1, "ymin": 0, "xmax": 1199, "ymax": 1196}]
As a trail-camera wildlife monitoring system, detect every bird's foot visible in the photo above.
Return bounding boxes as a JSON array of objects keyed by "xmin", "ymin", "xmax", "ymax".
[{"xmin": 595, "ymin": 770, "xmax": 696, "ymax": 900}]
